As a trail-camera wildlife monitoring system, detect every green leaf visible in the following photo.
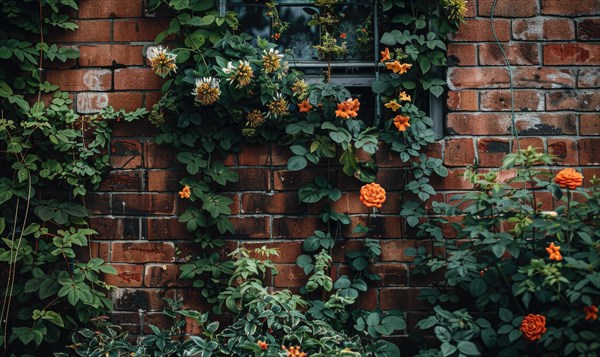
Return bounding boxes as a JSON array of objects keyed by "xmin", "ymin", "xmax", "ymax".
[
  {"xmin": 499, "ymin": 307, "xmax": 513, "ymax": 323},
  {"xmin": 41, "ymin": 311, "xmax": 64, "ymax": 327},
  {"xmin": 287, "ymin": 155, "xmax": 307, "ymax": 171},
  {"xmin": 457, "ymin": 341, "xmax": 480, "ymax": 356}
]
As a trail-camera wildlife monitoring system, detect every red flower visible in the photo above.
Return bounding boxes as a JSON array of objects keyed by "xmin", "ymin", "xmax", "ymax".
[
  {"xmin": 584, "ymin": 306, "xmax": 598, "ymax": 321},
  {"xmin": 340, "ymin": 33, "xmax": 347, "ymax": 39},
  {"xmin": 520, "ymin": 314, "xmax": 547, "ymax": 342}
]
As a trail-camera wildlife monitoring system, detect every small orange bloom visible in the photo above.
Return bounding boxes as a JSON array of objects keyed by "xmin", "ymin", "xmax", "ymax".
[
  {"xmin": 398, "ymin": 90, "xmax": 411, "ymax": 102},
  {"xmin": 584, "ymin": 306, "xmax": 598, "ymax": 321},
  {"xmin": 385, "ymin": 61, "xmax": 412, "ymax": 74},
  {"xmin": 282, "ymin": 345, "xmax": 307, "ymax": 357},
  {"xmin": 554, "ymin": 168, "xmax": 583, "ymax": 189},
  {"xmin": 384, "ymin": 100, "xmax": 401, "ymax": 112},
  {"xmin": 335, "ymin": 98, "xmax": 360, "ymax": 119},
  {"xmin": 298, "ymin": 99, "xmax": 312, "ymax": 113},
  {"xmin": 545, "ymin": 242, "xmax": 562, "ymax": 261},
  {"xmin": 380, "ymin": 47, "xmax": 391, "ymax": 62},
  {"xmin": 257, "ymin": 340, "xmax": 268, "ymax": 350},
  {"xmin": 393, "ymin": 115, "xmax": 411, "ymax": 132},
  {"xmin": 178, "ymin": 185, "xmax": 191, "ymax": 199},
  {"xmin": 520, "ymin": 314, "xmax": 547, "ymax": 342},
  {"xmin": 360, "ymin": 182, "xmax": 386, "ymax": 208},
  {"xmin": 340, "ymin": 32, "xmax": 347, "ymax": 39},
  {"xmin": 273, "ymin": 33, "xmax": 280, "ymax": 40}
]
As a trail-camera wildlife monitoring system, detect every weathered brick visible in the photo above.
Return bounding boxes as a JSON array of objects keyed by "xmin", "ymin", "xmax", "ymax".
[
  {"xmin": 238, "ymin": 143, "xmax": 269, "ymax": 166},
  {"xmin": 144, "ymin": 91, "xmax": 164, "ymax": 110},
  {"xmin": 111, "ymin": 120, "xmax": 162, "ymax": 137},
  {"xmin": 147, "ymin": 170, "xmax": 185, "ymax": 192},
  {"xmin": 144, "ymin": 264, "xmax": 187, "ymax": 287},
  {"xmin": 272, "ymin": 216, "xmax": 321, "ymax": 239},
  {"xmin": 546, "ymin": 91, "xmax": 600, "ymax": 111},
  {"xmin": 113, "ymin": 19, "xmax": 171, "ymax": 42},
  {"xmin": 578, "ymin": 68, "xmax": 600, "ymax": 88},
  {"xmin": 46, "ymin": 69, "xmax": 112, "ymax": 92},
  {"xmin": 242, "ymin": 241, "xmax": 303, "ymax": 264},
  {"xmin": 431, "ymin": 169, "xmax": 475, "ymax": 190},
  {"xmin": 512, "ymin": 137, "xmax": 544, "ymax": 153},
  {"xmin": 47, "ymin": 20, "xmax": 111, "ymax": 42},
  {"xmin": 89, "ymin": 217, "xmax": 140, "ymax": 240},
  {"xmin": 580, "ymin": 138, "xmax": 600, "ymax": 165},
  {"xmin": 447, "ymin": 113, "xmax": 513, "ymax": 135},
  {"xmin": 513, "ymin": 18, "xmax": 575, "ymax": 41},
  {"xmin": 543, "ymin": 44, "xmax": 600, "ymax": 65},
  {"xmin": 478, "ymin": 0, "xmax": 538, "ymax": 17},
  {"xmin": 372, "ymin": 263, "xmax": 409, "ymax": 286},
  {"xmin": 577, "ymin": 18, "xmax": 600, "ymax": 41},
  {"xmin": 380, "ymin": 288, "xmax": 430, "ymax": 310},
  {"xmin": 451, "ymin": 67, "xmax": 576, "ymax": 90},
  {"xmin": 85, "ymin": 193, "xmax": 110, "ymax": 215},
  {"xmin": 450, "ymin": 19, "xmax": 511, "ymax": 42},
  {"xmin": 448, "ymin": 68, "xmax": 510, "ymax": 90},
  {"xmin": 514, "ymin": 67, "xmax": 576, "ymax": 88},
  {"xmin": 87, "ymin": 241, "xmax": 110, "ymax": 261},
  {"xmin": 478, "ymin": 43, "xmax": 539, "ymax": 65},
  {"xmin": 97, "ymin": 170, "xmax": 143, "ymax": 191},
  {"xmin": 225, "ymin": 168, "xmax": 271, "ymax": 191},
  {"xmin": 447, "ymin": 90, "xmax": 478, "ymax": 111},
  {"xmin": 273, "ymin": 265, "xmax": 306, "ymax": 287},
  {"xmin": 114, "ymin": 68, "xmax": 165, "ymax": 90},
  {"xmin": 479, "ymin": 90, "xmax": 544, "ymax": 111},
  {"xmin": 143, "ymin": 142, "xmax": 177, "ymax": 169},
  {"xmin": 541, "ymin": 0, "xmax": 600, "ymax": 16},
  {"xmin": 515, "ymin": 113, "xmax": 577, "ymax": 135},
  {"xmin": 548, "ymin": 138, "xmax": 579, "ymax": 165},
  {"xmin": 580, "ymin": 114, "xmax": 600, "ymax": 135},
  {"xmin": 77, "ymin": 92, "xmax": 143, "ymax": 113},
  {"xmin": 376, "ymin": 168, "xmax": 408, "ymax": 191},
  {"xmin": 446, "ymin": 44, "xmax": 477, "ymax": 66},
  {"xmin": 110, "ymin": 312, "xmax": 141, "ymax": 334},
  {"xmin": 112, "ymin": 288, "xmax": 171, "ymax": 311},
  {"xmin": 112, "ymin": 242, "xmax": 175, "ymax": 263},
  {"xmin": 478, "ymin": 138, "xmax": 511, "ymax": 167},
  {"xmin": 79, "ymin": 45, "xmax": 144, "ymax": 67},
  {"xmin": 104, "ymin": 264, "xmax": 144, "ymax": 287},
  {"xmin": 444, "ymin": 138, "xmax": 476, "ymax": 167},
  {"xmin": 229, "ymin": 216, "xmax": 271, "ymax": 239},
  {"xmin": 110, "ymin": 139, "xmax": 142, "ymax": 169},
  {"xmin": 112, "ymin": 193, "xmax": 176, "ymax": 215},
  {"xmin": 241, "ymin": 192, "xmax": 306, "ymax": 214},
  {"xmin": 78, "ymin": 0, "xmax": 142, "ymax": 18},
  {"xmin": 146, "ymin": 217, "xmax": 193, "ymax": 240}
]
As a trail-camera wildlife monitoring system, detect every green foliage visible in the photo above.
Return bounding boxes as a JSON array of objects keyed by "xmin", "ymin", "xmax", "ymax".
[{"xmin": 411, "ymin": 148, "xmax": 600, "ymax": 356}]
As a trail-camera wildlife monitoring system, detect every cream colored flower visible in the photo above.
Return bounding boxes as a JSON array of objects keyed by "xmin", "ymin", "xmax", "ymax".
[
  {"xmin": 192, "ymin": 77, "xmax": 220, "ymax": 105},
  {"xmin": 147, "ymin": 46, "xmax": 177, "ymax": 78},
  {"xmin": 262, "ymin": 48, "xmax": 284, "ymax": 73},
  {"xmin": 267, "ymin": 93, "xmax": 289, "ymax": 118},
  {"xmin": 223, "ymin": 60, "xmax": 254, "ymax": 88},
  {"xmin": 246, "ymin": 110, "xmax": 266, "ymax": 128}
]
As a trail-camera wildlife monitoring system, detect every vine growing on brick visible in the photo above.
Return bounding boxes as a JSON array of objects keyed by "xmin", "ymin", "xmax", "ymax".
[
  {"xmin": 143, "ymin": 0, "xmax": 464, "ymax": 354},
  {"xmin": 0, "ymin": 1, "xmax": 146, "ymax": 354}
]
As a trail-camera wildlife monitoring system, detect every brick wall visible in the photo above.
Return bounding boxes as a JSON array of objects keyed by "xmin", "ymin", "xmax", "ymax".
[{"xmin": 50, "ymin": 0, "xmax": 599, "ymax": 338}]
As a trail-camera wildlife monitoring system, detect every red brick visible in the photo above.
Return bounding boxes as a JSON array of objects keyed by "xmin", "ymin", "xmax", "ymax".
[
  {"xmin": 144, "ymin": 264, "xmax": 187, "ymax": 287},
  {"xmin": 512, "ymin": 137, "xmax": 544, "ymax": 153},
  {"xmin": 479, "ymin": 43, "xmax": 539, "ymax": 65},
  {"xmin": 515, "ymin": 113, "xmax": 577, "ymax": 135},
  {"xmin": 78, "ymin": 0, "xmax": 142, "ymax": 18},
  {"xmin": 543, "ymin": 44, "xmax": 600, "ymax": 65},
  {"xmin": 580, "ymin": 114, "xmax": 600, "ymax": 135},
  {"xmin": 380, "ymin": 288, "xmax": 430, "ymax": 310},
  {"xmin": 444, "ymin": 138, "xmax": 476, "ymax": 167},
  {"xmin": 329, "ymin": 192, "xmax": 370, "ymax": 214},
  {"xmin": 478, "ymin": 138, "xmax": 511, "ymax": 167},
  {"xmin": 77, "ymin": 92, "xmax": 143, "ymax": 113},
  {"xmin": 541, "ymin": 0, "xmax": 600, "ymax": 16},
  {"xmin": 143, "ymin": 142, "xmax": 177, "ymax": 169},
  {"xmin": 225, "ymin": 168, "xmax": 271, "ymax": 191},
  {"xmin": 110, "ymin": 312, "xmax": 141, "ymax": 334},
  {"xmin": 577, "ymin": 19, "xmax": 600, "ymax": 41},
  {"xmin": 89, "ymin": 217, "xmax": 140, "ymax": 240},
  {"xmin": 46, "ymin": 69, "xmax": 112, "ymax": 92},
  {"xmin": 372, "ymin": 263, "xmax": 409, "ymax": 286},
  {"xmin": 479, "ymin": 90, "xmax": 543, "ymax": 111},
  {"xmin": 87, "ymin": 241, "xmax": 110, "ymax": 261},
  {"xmin": 147, "ymin": 170, "xmax": 185, "ymax": 191},
  {"xmin": 241, "ymin": 192, "xmax": 306, "ymax": 214},
  {"xmin": 375, "ymin": 144, "xmax": 409, "ymax": 168},
  {"xmin": 431, "ymin": 169, "xmax": 475, "ymax": 190},
  {"xmin": 111, "ymin": 120, "xmax": 162, "ymax": 137},
  {"xmin": 97, "ymin": 170, "xmax": 143, "ymax": 191},
  {"xmin": 144, "ymin": 92, "xmax": 164, "ymax": 110},
  {"xmin": 113, "ymin": 19, "xmax": 171, "ymax": 42},
  {"xmin": 112, "ymin": 288, "xmax": 172, "ymax": 311},
  {"xmin": 238, "ymin": 143, "xmax": 270, "ymax": 165},
  {"xmin": 242, "ymin": 241, "xmax": 303, "ymax": 264},
  {"xmin": 514, "ymin": 67, "xmax": 576, "ymax": 89},
  {"xmin": 583, "ymin": 168, "xmax": 600, "ymax": 187},
  {"xmin": 104, "ymin": 264, "xmax": 144, "ymax": 287},
  {"xmin": 548, "ymin": 138, "xmax": 579, "ymax": 165},
  {"xmin": 273, "ymin": 265, "xmax": 306, "ymax": 287},
  {"xmin": 110, "ymin": 139, "xmax": 142, "ymax": 169},
  {"xmin": 79, "ymin": 45, "xmax": 144, "ymax": 67},
  {"xmin": 85, "ymin": 193, "xmax": 110, "ymax": 214},
  {"xmin": 376, "ymin": 168, "xmax": 408, "ymax": 191},
  {"xmin": 272, "ymin": 216, "xmax": 321, "ymax": 239},
  {"xmin": 513, "ymin": 18, "xmax": 575, "ymax": 41},
  {"xmin": 146, "ymin": 217, "xmax": 193, "ymax": 240},
  {"xmin": 451, "ymin": 19, "xmax": 510, "ymax": 42},
  {"xmin": 47, "ymin": 20, "xmax": 111, "ymax": 42},
  {"xmin": 112, "ymin": 242, "xmax": 175, "ymax": 263},
  {"xmin": 448, "ymin": 68, "xmax": 510, "ymax": 90},
  {"xmin": 580, "ymin": 139, "xmax": 600, "ymax": 165},
  {"xmin": 447, "ymin": 113, "xmax": 513, "ymax": 135},
  {"xmin": 114, "ymin": 68, "xmax": 165, "ymax": 90},
  {"xmin": 446, "ymin": 44, "xmax": 477, "ymax": 66},
  {"xmin": 229, "ymin": 216, "xmax": 271, "ymax": 239},
  {"xmin": 478, "ymin": 0, "xmax": 538, "ymax": 17},
  {"xmin": 578, "ymin": 68, "xmax": 600, "ymax": 88},
  {"xmin": 274, "ymin": 169, "xmax": 321, "ymax": 191},
  {"xmin": 546, "ymin": 91, "xmax": 600, "ymax": 111},
  {"xmin": 447, "ymin": 90, "xmax": 478, "ymax": 111},
  {"xmin": 112, "ymin": 193, "xmax": 176, "ymax": 215}
]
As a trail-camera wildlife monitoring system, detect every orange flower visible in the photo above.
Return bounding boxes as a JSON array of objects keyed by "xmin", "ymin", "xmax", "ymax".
[
  {"xmin": 545, "ymin": 242, "xmax": 562, "ymax": 261},
  {"xmin": 398, "ymin": 90, "xmax": 411, "ymax": 102},
  {"xmin": 335, "ymin": 98, "xmax": 360, "ymax": 119},
  {"xmin": 298, "ymin": 99, "xmax": 312, "ymax": 113},
  {"xmin": 554, "ymin": 168, "xmax": 583, "ymax": 189},
  {"xmin": 282, "ymin": 345, "xmax": 307, "ymax": 357},
  {"xmin": 520, "ymin": 314, "xmax": 547, "ymax": 342},
  {"xmin": 384, "ymin": 100, "xmax": 401, "ymax": 112},
  {"xmin": 385, "ymin": 61, "xmax": 412, "ymax": 74},
  {"xmin": 584, "ymin": 306, "xmax": 598, "ymax": 321},
  {"xmin": 380, "ymin": 47, "xmax": 391, "ymax": 62},
  {"xmin": 340, "ymin": 32, "xmax": 347, "ymax": 39},
  {"xmin": 178, "ymin": 185, "xmax": 191, "ymax": 199},
  {"xmin": 393, "ymin": 115, "xmax": 411, "ymax": 132},
  {"xmin": 258, "ymin": 340, "xmax": 268, "ymax": 350},
  {"xmin": 360, "ymin": 182, "xmax": 386, "ymax": 208}
]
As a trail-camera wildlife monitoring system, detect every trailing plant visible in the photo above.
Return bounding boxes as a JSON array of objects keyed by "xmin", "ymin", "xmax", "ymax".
[{"xmin": 408, "ymin": 147, "xmax": 600, "ymax": 356}]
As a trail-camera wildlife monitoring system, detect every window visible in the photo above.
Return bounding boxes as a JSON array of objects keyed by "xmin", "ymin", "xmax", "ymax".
[{"xmin": 219, "ymin": 0, "xmax": 443, "ymax": 137}]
